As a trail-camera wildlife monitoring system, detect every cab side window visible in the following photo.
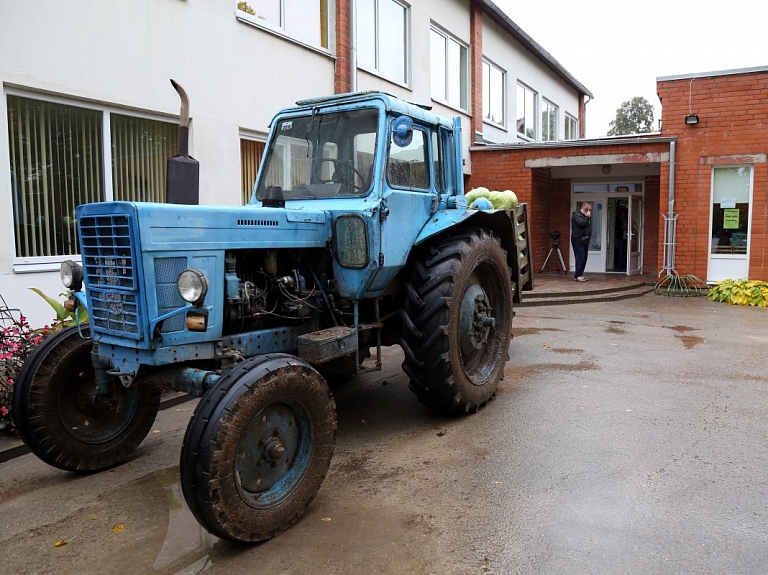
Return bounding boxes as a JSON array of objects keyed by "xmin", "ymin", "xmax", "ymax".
[{"xmin": 387, "ymin": 129, "xmax": 429, "ymax": 190}]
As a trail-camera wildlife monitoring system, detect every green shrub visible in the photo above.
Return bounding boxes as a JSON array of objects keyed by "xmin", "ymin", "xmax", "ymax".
[{"xmin": 707, "ymin": 279, "xmax": 768, "ymax": 307}]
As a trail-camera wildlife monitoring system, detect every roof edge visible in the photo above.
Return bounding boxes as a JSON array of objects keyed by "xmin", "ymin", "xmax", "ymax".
[
  {"xmin": 658, "ymin": 65, "xmax": 768, "ymax": 82},
  {"xmin": 477, "ymin": 0, "xmax": 593, "ymax": 99},
  {"xmin": 471, "ymin": 135, "xmax": 676, "ymax": 152}
]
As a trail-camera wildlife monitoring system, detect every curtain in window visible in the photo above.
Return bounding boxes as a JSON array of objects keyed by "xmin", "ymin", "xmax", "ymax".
[
  {"xmin": 7, "ymin": 95, "xmax": 105, "ymax": 257},
  {"xmin": 111, "ymin": 114, "xmax": 178, "ymax": 203},
  {"xmin": 240, "ymin": 139, "xmax": 265, "ymax": 204}
]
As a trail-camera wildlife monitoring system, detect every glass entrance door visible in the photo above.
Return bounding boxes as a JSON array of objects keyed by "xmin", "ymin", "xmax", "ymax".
[{"xmin": 628, "ymin": 196, "xmax": 643, "ymax": 275}]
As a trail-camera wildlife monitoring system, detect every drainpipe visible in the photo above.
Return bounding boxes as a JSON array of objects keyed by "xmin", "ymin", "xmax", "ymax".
[
  {"xmin": 661, "ymin": 140, "xmax": 677, "ymax": 275},
  {"xmin": 668, "ymin": 140, "xmax": 676, "ymax": 223},
  {"xmin": 349, "ymin": 0, "xmax": 357, "ymax": 92}
]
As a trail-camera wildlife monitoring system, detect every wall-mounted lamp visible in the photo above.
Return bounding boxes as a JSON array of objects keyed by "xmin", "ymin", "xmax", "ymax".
[
  {"xmin": 601, "ymin": 165, "xmax": 612, "ymax": 174},
  {"xmin": 685, "ymin": 113, "xmax": 699, "ymax": 125}
]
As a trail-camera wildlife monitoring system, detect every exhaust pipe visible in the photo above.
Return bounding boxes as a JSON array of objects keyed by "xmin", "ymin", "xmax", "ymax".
[{"xmin": 166, "ymin": 79, "xmax": 200, "ymax": 205}]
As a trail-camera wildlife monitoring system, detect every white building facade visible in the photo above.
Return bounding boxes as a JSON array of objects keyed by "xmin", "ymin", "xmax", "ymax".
[{"xmin": 0, "ymin": 0, "xmax": 589, "ymax": 326}]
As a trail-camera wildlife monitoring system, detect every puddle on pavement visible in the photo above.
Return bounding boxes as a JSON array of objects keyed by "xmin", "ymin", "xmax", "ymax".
[
  {"xmin": 665, "ymin": 325, "xmax": 697, "ymax": 333},
  {"xmin": 605, "ymin": 325, "xmax": 626, "ymax": 335},
  {"xmin": 676, "ymin": 334, "xmax": 704, "ymax": 349},
  {"xmin": 547, "ymin": 347, "xmax": 583, "ymax": 354},
  {"xmin": 512, "ymin": 327, "xmax": 563, "ymax": 336},
  {"xmin": 1, "ymin": 467, "xmax": 220, "ymax": 575}
]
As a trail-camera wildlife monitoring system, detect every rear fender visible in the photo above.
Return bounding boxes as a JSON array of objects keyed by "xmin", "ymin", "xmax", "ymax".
[{"xmin": 413, "ymin": 209, "xmax": 523, "ymax": 302}]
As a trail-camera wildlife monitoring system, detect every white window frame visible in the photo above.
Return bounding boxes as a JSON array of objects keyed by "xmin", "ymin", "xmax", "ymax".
[
  {"xmin": 482, "ymin": 58, "xmax": 506, "ymax": 128},
  {"xmin": 430, "ymin": 25, "xmax": 469, "ymax": 112},
  {"xmin": 564, "ymin": 113, "xmax": 578, "ymax": 140},
  {"xmin": 239, "ymin": 131, "xmax": 268, "ymax": 205},
  {"xmin": 541, "ymin": 98, "xmax": 558, "ymax": 141},
  {"xmin": 235, "ymin": 0, "xmax": 330, "ymax": 54},
  {"xmin": 516, "ymin": 82, "xmax": 537, "ymax": 140},
  {"xmin": 6, "ymin": 88, "xmax": 177, "ymax": 273},
  {"xmin": 707, "ymin": 164, "xmax": 754, "ymax": 281},
  {"xmin": 357, "ymin": 0, "xmax": 410, "ymax": 87}
]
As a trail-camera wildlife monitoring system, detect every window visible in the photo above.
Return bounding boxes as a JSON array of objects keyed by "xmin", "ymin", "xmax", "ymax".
[
  {"xmin": 431, "ymin": 130, "xmax": 444, "ymax": 193},
  {"xmin": 236, "ymin": 0, "xmax": 329, "ymax": 49},
  {"xmin": 387, "ymin": 129, "xmax": 429, "ymax": 190},
  {"xmin": 516, "ymin": 83, "xmax": 536, "ymax": 139},
  {"xmin": 430, "ymin": 27, "xmax": 468, "ymax": 111},
  {"xmin": 482, "ymin": 60, "xmax": 505, "ymax": 126},
  {"xmin": 541, "ymin": 99, "xmax": 557, "ymax": 141},
  {"xmin": 7, "ymin": 94, "xmax": 177, "ymax": 261},
  {"xmin": 564, "ymin": 114, "xmax": 578, "ymax": 140},
  {"xmin": 240, "ymin": 138, "xmax": 266, "ymax": 204},
  {"xmin": 710, "ymin": 166, "xmax": 751, "ymax": 255},
  {"xmin": 257, "ymin": 109, "xmax": 378, "ymax": 200},
  {"xmin": 357, "ymin": 0, "xmax": 408, "ymax": 85}
]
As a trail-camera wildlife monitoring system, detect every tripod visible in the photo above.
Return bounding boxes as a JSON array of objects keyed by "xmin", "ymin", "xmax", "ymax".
[{"xmin": 541, "ymin": 234, "xmax": 567, "ymax": 273}]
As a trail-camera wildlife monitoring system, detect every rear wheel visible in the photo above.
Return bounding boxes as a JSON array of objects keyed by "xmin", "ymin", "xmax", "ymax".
[
  {"xmin": 180, "ymin": 353, "xmax": 336, "ymax": 543},
  {"xmin": 12, "ymin": 325, "xmax": 160, "ymax": 472},
  {"xmin": 400, "ymin": 228, "xmax": 513, "ymax": 415}
]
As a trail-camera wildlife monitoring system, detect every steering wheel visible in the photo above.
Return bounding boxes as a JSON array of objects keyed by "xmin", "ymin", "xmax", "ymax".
[{"xmin": 313, "ymin": 158, "xmax": 365, "ymax": 192}]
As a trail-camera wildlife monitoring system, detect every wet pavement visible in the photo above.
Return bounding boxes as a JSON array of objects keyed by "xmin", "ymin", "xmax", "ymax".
[{"xmin": 1, "ymin": 294, "xmax": 768, "ymax": 574}]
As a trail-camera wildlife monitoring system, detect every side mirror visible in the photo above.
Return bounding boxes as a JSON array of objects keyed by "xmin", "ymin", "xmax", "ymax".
[{"xmin": 392, "ymin": 116, "xmax": 413, "ymax": 148}]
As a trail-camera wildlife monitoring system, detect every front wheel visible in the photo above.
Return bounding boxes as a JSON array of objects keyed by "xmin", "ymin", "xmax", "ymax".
[
  {"xmin": 400, "ymin": 228, "xmax": 513, "ymax": 415},
  {"xmin": 180, "ymin": 353, "xmax": 336, "ymax": 543},
  {"xmin": 12, "ymin": 325, "xmax": 161, "ymax": 472}
]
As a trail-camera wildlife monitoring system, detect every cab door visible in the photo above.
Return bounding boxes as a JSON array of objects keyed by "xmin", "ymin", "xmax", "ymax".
[{"xmin": 366, "ymin": 120, "xmax": 439, "ymax": 293}]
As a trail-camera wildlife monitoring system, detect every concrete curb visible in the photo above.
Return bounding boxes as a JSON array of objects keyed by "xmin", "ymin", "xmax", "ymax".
[{"xmin": 0, "ymin": 391, "xmax": 195, "ymax": 465}]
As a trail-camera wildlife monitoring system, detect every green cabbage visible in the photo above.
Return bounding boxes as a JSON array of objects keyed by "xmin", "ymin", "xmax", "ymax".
[
  {"xmin": 466, "ymin": 187, "xmax": 491, "ymax": 205},
  {"xmin": 488, "ymin": 190, "xmax": 518, "ymax": 210}
]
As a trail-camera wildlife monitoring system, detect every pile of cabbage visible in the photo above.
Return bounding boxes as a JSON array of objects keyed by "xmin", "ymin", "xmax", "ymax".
[{"xmin": 466, "ymin": 187, "xmax": 518, "ymax": 211}]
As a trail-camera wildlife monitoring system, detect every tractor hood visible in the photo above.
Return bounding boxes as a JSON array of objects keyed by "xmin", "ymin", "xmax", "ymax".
[{"xmin": 76, "ymin": 201, "xmax": 332, "ymax": 252}]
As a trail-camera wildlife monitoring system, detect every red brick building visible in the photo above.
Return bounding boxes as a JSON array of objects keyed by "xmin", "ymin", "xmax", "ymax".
[{"xmin": 468, "ymin": 66, "xmax": 768, "ymax": 283}]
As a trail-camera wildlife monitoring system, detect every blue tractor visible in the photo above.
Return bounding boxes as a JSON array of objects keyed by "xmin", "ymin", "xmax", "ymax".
[{"xmin": 13, "ymin": 90, "xmax": 531, "ymax": 542}]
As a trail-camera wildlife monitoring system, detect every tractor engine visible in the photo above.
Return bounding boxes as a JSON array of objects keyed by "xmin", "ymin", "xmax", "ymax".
[{"xmin": 222, "ymin": 249, "xmax": 333, "ymax": 334}]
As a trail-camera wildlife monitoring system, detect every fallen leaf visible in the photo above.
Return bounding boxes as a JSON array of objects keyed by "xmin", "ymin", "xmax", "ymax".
[
  {"xmin": 111, "ymin": 525, "xmax": 126, "ymax": 533},
  {"xmin": 436, "ymin": 429, "xmax": 447, "ymax": 437},
  {"xmin": 152, "ymin": 430, "xmax": 161, "ymax": 434},
  {"xmin": 543, "ymin": 342, "xmax": 548, "ymax": 347},
  {"xmin": 91, "ymin": 517, "xmax": 98, "ymax": 521},
  {"xmin": 360, "ymin": 418, "xmax": 367, "ymax": 424},
  {"xmin": 321, "ymin": 517, "xmax": 332, "ymax": 522},
  {"xmin": 54, "ymin": 540, "xmax": 68, "ymax": 547},
  {"xmin": 557, "ymin": 381, "xmax": 564, "ymax": 385}
]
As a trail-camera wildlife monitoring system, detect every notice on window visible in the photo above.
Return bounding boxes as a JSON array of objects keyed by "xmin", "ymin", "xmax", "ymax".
[
  {"xmin": 723, "ymin": 209, "xmax": 740, "ymax": 229},
  {"xmin": 720, "ymin": 198, "xmax": 736, "ymax": 208}
]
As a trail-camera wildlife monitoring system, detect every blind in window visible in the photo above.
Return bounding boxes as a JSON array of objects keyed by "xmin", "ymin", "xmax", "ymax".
[
  {"xmin": 111, "ymin": 113, "xmax": 178, "ymax": 203},
  {"xmin": 241, "ymin": 139, "xmax": 265, "ymax": 204},
  {"xmin": 7, "ymin": 95, "xmax": 105, "ymax": 257}
]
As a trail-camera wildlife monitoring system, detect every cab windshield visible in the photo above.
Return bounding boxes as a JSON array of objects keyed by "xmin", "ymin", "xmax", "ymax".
[{"xmin": 256, "ymin": 108, "xmax": 379, "ymax": 200}]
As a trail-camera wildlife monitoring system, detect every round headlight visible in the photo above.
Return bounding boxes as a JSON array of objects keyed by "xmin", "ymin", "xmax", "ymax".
[
  {"xmin": 177, "ymin": 268, "xmax": 208, "ymax": 304},
  {"xmin": 60, "ymin": 260, "xmax": 84, "ymax": 291}
]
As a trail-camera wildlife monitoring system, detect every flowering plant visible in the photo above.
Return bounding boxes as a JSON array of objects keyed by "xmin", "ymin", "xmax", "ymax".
[{"xmin": 0, "ymin": 315, "xmax": 52, "ymax": 432}]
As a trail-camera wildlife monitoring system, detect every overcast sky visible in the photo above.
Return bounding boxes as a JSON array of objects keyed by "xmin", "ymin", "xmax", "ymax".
[{"xmin": 494, "ymin": 0, "xmax": 768, "ymax": 138}]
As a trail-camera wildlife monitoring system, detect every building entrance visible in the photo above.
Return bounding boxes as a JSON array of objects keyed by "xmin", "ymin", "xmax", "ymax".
[{"xmin": 571, "ymin": 183, "xmax": 644, "ymax": 275}]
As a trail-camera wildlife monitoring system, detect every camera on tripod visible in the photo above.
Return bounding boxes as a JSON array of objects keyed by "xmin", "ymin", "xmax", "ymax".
[{"xmin": 541, "ymin": 230, "xmax": 567, "ymax": 273}]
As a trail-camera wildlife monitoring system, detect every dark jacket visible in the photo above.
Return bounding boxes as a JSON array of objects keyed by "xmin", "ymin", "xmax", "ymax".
[{"xmin": 571, "ymin": 209, "xmax": 591, "ymax": 239}]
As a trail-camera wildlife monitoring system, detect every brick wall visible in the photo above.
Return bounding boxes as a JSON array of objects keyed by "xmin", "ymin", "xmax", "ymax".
[
  {"xmin": 468, "ymin": 141, "xmax": 669, "ymax": 274},
  {"xmin": 469, "ymin": 2, "xmax": 483, "ymax": 141},
  {"xmin": 335, "ymin": 0, "xmax": 351, "ymax": 94},
  {"xmin": 658, "ymin": 70, "xmax": 768, "ymax": 280}
]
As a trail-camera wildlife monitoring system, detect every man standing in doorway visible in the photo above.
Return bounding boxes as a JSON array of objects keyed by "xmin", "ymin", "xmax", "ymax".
[{"xmin": 571, "ymin": 201, "xmax": 592, "ymax": 282}]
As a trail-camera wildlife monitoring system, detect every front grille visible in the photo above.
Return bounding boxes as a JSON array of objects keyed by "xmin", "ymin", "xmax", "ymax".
[
  {"xmin": 80, "ymin": 214, "xmax": 141, "ymax": 339},
  {"xmin": 154, "ymin": 257, "xmax": 187, "ymax": 333}
]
